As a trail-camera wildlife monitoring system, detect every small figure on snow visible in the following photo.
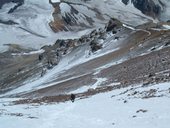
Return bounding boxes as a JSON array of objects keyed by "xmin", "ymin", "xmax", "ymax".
[{"xmin": 70, "ymin": 94, "xmax": 76, "ymax": 102}]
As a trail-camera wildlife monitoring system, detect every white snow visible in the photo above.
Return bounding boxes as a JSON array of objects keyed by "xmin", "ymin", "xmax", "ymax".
[
  {"xmin": 123, "ymin": 24, "xmax": 135, "ymax": 30},
  {"xmin": 51, "ymin": 0, "xmax": 60, "ymax": 3},
  {"xmin": 11, "ymin": 49, "xmax": 44, "ymax": 56},
  {"xmin": 0, "ymin": 82, "xmax": 170, "ymax": 128},
  {"xmin": 71, "ymin": 77, "xmax": 108, "ymax": 94},
  {"xmin": 60, "ymin": 3, "xmax": 71, "ymax": 15},
  {"xmin": 160, "ymin": 0, "xmax": 170, "ymax": 21},
  {"xmin": 1, "ymin": 1, "xmax": 170, "ymax": 127},
  {"xmin": 89, "ymin": 0, "xmax": 155, "ymax": 25},
  {"xmin": 0, "ymin": 24, "xmax": 93, "ymax": 52},
  {"xmin": 163, "ymin": 25, "xmax": 170, "ymax": 30}
]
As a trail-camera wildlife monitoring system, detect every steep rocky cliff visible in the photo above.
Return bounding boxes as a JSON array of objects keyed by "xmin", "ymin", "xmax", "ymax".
[{"xmin": 122, "ymin": 0, "xmax": 165, "ymax": 18}]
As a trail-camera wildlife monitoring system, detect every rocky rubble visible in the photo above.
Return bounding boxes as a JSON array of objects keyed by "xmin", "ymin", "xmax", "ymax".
[
  {"xmin": 39, "ymin": 18, "xmax": 122, "ymax": 73},
  {"xmin": 0, "ymin": 18, "xmax": 123, "ymax": 94}
]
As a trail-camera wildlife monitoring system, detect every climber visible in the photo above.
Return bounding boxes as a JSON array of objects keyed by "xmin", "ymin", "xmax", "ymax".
[{"xmin": 70, "ymin": 94, "xmax": 76, "ymax": 102}]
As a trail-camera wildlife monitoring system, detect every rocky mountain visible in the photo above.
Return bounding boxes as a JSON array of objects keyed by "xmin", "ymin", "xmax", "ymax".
[
  {"xmin": 50, "ymin": 0, "xmax": 170, "ymax": 31},
  {"xmin": 49, "ymin": 1, "xmax": 104, "ymax": 32},
  {"xmin": 122, "ymin": 0, "xmax": 166, "ymax": 19},
  {"xmin": 0, "ymin": 0, "xmax": 169, "ymax": 34},
  {"xmin": 0, "ymin": 0, "xmax": 170, "ymax": 128}
]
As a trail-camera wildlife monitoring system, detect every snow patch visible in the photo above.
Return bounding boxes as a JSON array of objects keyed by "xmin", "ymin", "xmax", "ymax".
[
  {"xmin": 11, "ymin": 49, "xmax": 44, "ymax": 56},
  {"xmin": 163, "ymin": 25, "xmax": 170, "ymax": 30},
  {"xmin": 0, "ymin": 82, "xmax": 170, "ymax": 128}
]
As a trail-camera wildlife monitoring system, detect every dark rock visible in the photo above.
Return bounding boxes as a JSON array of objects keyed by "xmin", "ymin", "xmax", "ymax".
[
  {"xmin": 91, "ymin": 44, "xmax": 102, "ymax": 52},
  {"xmin": 115, "ymin": 36, "xmax": 119, "ymax": 40},
  {"xmin": 112, "ymin": 30, "xmax": 117, "ymax": 34},
  {"xmin": 122, "ymin": 0, "xmax": 129, "ymax": 5},
  {"xmin": 106, "ymin": 18, "xmax": 122, "ymax": 32},
  {"xmin": 132, "ymin": 91, "xmax": 138, "ymax": 95},
  {"xmin": 131, "ymin": 0, "xmax": 162, "ymax": 16},
  {"xmin": 0, "ymin": 19, "xmax": 18, "ymax": 25},
  {"xmin": 148, "ymin": 73, "xmax": 154, "ymax": 78},
  {"xmin": 150, "ymin": 47, "xmax": 156, "ymax": 51},
  {"xmin": 38, "ymin": 54, "xmax": 43, "ymax": 61},
  {"xmin": 165, "ymin": 42, "xmax": 170, "ymax": 46},
  {"xmin": 132, "ymin": 115, "xmax": 137, "ymax": 118},
  {"xmin": 136, "ymin": 109, "xmax": 148, "ymax": 113},
  {"xmin": 124, "ymin": 100, "xmax": 128, "ymax": 103},
  {"xmin": 28, "ymin": 116, "xmax": 38, "ymax": 119},
  {"xmin": 90, "ymin": 39, "xmax": 102, "ymax": 52},
  {"xmin": 112, "ymin": 123, "xmax": 115, "ymax": 125}
]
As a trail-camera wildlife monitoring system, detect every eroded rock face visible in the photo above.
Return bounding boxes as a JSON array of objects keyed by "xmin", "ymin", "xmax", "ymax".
[
  {"xmin": 49, "ymin": 1, "xmax": 101, "ymax": 32},
  {"xmin": 49, "ymin": 3, "xmax": 67, "ymax": 32}
]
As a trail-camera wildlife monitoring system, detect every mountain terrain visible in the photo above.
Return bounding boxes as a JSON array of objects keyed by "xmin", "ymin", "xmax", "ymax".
[{"xmin": 0, "ymin": 0, "xmax": 170, "ymax": 128}]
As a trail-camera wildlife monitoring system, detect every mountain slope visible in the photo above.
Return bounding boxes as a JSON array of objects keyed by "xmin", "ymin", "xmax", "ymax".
[
  {"xmin": 121, "ymin": 0, "xmax": 170, "ymax": 21},
  {"xmin": 1, "ymin": 0, "xmax": 170, "ymax": 52},
  {"xmin": 0, "ymin": 1, "xmax": 170, "ymax": 128}
]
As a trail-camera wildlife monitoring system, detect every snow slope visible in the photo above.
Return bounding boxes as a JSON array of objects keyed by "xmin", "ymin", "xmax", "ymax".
[
  {"xmin": 0, "ymin": 0, "xmax": 53, "ymax": 52},
  {"xmin": 0, "ymin": 82, "xmax": 170, "ymax": 128},
  {"xmin": 0, "ymin": 35, "xmax": 121, "ymax": 97}
]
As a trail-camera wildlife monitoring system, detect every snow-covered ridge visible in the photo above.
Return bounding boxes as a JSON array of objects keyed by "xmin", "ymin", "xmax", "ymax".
[
  {"xmin": 0, "ymin": 0, "xmax": 54, "ymax": 52},
  {"xmin": 0, "ymin": 0, "xmax": 95, "ymax": 52},
  {"xmin": 0, "ymin": 0, "xmax": 170, "ymax": 53}
]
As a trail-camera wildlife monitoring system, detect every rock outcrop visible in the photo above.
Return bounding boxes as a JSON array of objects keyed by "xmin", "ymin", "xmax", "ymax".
[
  {"xmin": 49, "ymin": 0, "xmax": 104, "ymax": 32},
  {"xmin": 122, "ymin": 0, "xmax": 165, "ymax": 18},
  {"xmin": 0, "ymin": 0, "xmax": 24, "ymax": 13}
]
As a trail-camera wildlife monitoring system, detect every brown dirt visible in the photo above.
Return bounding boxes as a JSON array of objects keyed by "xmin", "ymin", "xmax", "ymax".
[
  {"xmin": 1, "ymin": 24, "xmax": 170, "ymax": 105},
  {"xmin": 13, "ymin": 45, "xmax": 170, "ymax": 104}
]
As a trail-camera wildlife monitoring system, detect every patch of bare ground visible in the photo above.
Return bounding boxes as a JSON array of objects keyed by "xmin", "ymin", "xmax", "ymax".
[
  {"xmin": 98, "ymin": 46, "xmax": 170, "ymax": 87},
  {"xmin": 13, "ymin": 45, "xmax": 170, "ymax": 105},
  {"xmin": 0, "ymin": 53, "xmax": 42, "ymax": 94},
  {"xmin": 20, "ymin": 73, "xmax": 96, "ymax": 98},
  {"xmin": 13, "ymin": 84, "xmax": 121, "ymax": 105},
  {"xmin": 16, "ymin": 30, "xmax": 165, "ymax": 98},
  {"xmin": 1, "ymin": 24, "xmax": 170, "ymax": 105}
]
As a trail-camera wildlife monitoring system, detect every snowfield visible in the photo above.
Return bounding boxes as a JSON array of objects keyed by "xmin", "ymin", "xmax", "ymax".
[
  {"xmin": 0, "ymin": 82, "xmax": 170, "ymax": 128},
  {"xmin": 0, "ymin": 0, "xmax": 54, "ymax": 52},
  {"xmin": 163, "ymin": 25, "xmax": 170, "ymax": 30}
]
